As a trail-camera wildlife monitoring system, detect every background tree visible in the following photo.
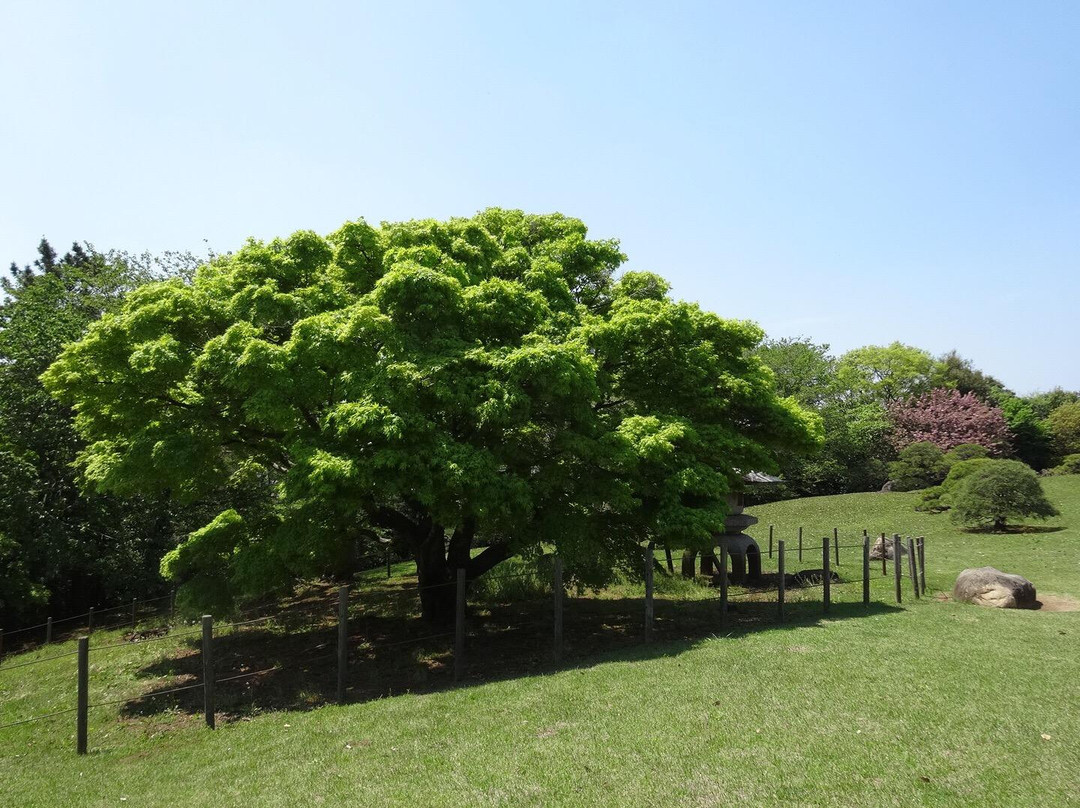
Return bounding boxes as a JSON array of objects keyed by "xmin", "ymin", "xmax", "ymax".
[
  {"xmin": 0, "ymin": 240, "xmax": 196, "ymax": 625},
  {"xmin": 936, "ymin": 350, "xmax": 1009, "ymax": 402},
  {"xmin": 754, "ymin": 337, "xmax": 836, "ymax": 408},
  {"xmin": 45, "ymin": 211, "xmax": 821, "ymax": 621},
  {"xmin": 753, "ymin": 339, "xmax": 891, "ymax": 497},
  {"xmin": 888, "ymin": 388, "xmax": 1010, "ymax": 455},
  {"xmin": 1025, "ymin": 388, "xmax": 1080, "ymax": 420},
  {"xmin": 950, "ymin": 460, "xmax": 1059, "ymax": 532},
  {"xmin": 1046, "ymin": 402, "xmax": 1080, "ymax": 460},
  {"xmin": 836, "ymin": 342, "xmax": 943, "ymax": 405}
]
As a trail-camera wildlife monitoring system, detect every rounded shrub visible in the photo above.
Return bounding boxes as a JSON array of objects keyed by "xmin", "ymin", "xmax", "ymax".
[
  {"xmin": 1046, "ymin": 453, "xmax": 1080, "ymax": 476},
  {"xmin": 951, "ymin": 459, "xmax": 1059, "ymax": 532},
  {"xmin": 889, "ymin": 441, "xmax": 947, "ymax": 491}
]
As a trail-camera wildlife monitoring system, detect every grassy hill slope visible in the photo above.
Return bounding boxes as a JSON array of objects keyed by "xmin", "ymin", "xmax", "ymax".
[{"xmin": 2, "ymin": 477, "xmax": 1078, "ymax": 807}]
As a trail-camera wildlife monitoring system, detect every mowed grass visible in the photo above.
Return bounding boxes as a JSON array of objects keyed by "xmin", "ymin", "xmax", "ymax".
[{"xmin": 1, "ymin": 477, "xmax": 1078, "ymax": 807}]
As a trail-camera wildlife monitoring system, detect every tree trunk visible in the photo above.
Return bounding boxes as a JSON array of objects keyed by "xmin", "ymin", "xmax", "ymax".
[
  {"xmin": 406, "ymin": 518, "xmax": 511, "ymax": 623},
  {"xmin": 681, "ymin": 549, "xmax": 697, "ymax": 578},
  {"xmin": 700, "ymin": 551, "xmax": 717, "ymax": 577},
  {"xmin": 414, "ymin": 522, "xmax": 455, "ymax": 623}
]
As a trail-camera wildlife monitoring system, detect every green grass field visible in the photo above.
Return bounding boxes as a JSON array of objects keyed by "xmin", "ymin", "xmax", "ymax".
[{"xmin": 2, "ymin": 477, "xmax": 1078, "ymax": 807}]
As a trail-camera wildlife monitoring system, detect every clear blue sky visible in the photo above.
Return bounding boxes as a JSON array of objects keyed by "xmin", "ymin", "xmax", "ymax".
[{"xmin": 2, "ymin": 1, "xmax": 1077, "ymax": 394}]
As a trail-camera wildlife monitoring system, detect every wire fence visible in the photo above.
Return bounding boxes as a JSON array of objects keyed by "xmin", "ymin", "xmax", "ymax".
[{"xmin": 1, "ymin": 528, "xmax": 933, "ymax": 754}]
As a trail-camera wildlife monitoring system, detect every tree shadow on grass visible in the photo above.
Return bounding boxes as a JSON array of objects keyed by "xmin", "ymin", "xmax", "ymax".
[
  {"xmin": 958, "ymin": 525, "xmax": 1065, "ymax": 535},
  {"xmin": 117, "ymin": 585, "xmax": 902, "ymax": 724}
]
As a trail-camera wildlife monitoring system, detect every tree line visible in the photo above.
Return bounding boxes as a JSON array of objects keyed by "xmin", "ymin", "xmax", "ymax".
[{"xmin": 753, "ymin": 337, "xmax": 1080, "ymax": 501}]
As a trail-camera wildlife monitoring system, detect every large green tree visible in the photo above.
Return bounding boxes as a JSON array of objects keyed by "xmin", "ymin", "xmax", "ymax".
[{"xmin": 45, "ymin": 211, "xmax": 820, "ymax": 620}]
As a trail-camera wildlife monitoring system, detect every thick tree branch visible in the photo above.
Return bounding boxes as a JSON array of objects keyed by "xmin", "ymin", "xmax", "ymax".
[{"xmin": 465, "ymin": 542, "xmax": 511, "ymax": 581}]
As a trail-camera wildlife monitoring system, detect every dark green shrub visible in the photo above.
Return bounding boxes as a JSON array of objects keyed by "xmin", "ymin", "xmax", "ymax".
[
  {"xmin": 951, "ymin": 460, "xmax": 1059, "ymax": 531},
  {"xmin": 943, "ymin": 443, "xmax": 990, "ymax": 467},
  {"xmin": 915, "ymin": 485, "xmax": 946, "ymax": 512},
  {"xmin": 1046, "ymin": 453, "xmax": 1080, "ymax": 476},
  {"xmin": 889, "ymin": 442, "xmax": 947, "ymax": 491}
]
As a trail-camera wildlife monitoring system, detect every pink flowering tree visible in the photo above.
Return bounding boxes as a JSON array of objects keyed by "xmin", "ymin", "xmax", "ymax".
[{"xmin": 889, "ymin": 389, "xmax": 1011, "ymax": 455}]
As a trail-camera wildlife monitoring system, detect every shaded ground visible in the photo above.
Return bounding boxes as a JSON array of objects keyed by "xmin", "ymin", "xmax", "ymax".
[{"xmin": 116, "ymin": 578, "xmax": 898, "ymax": 724}]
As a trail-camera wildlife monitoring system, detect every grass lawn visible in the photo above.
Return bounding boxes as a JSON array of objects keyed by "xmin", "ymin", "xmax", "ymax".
[{"xmin": 2, "ymin": 477, "xmax": 1078, "ymax": 807}]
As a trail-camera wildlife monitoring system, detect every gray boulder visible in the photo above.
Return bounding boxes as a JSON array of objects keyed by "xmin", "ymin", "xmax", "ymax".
[
  {"xmin": 869, "ymin": 536, "xmax": 907, "ymax": 560},
  {"xmin": 953, "ymin": 567, "xmax": 1036, "ymax": 609}
]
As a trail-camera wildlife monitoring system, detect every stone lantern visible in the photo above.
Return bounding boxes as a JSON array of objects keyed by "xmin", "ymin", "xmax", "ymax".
[{"xmin": 681, "ymin": 471, "xmax": 782, "ymax": 583}]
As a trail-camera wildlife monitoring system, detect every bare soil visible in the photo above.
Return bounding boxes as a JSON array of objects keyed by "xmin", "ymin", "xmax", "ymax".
[{"xmin": 1035, "ymin": 594, "xmax": 1080, "ymax": 612}]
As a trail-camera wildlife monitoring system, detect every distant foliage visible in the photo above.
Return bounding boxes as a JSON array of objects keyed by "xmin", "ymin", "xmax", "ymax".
[
  {"xmin": 1046, "ymin": 454, "xmax": 1080, "ymax": 476},
  {"xmin": 998, "ymin": 396, "xmax": 1053, "ymax": 470},
  {"xmin": 943, "ymin": 443, "xmax": 990, "ymax": 465},
  {"xmin": 836, "ymin": 342, "xmax": 942, "ymax": 405},
  {"xmin": 889, "ymin": 442, "xmax": 947, "ymax": 491},
  {"xmin": 889, "ymin": 389, "xmax": 1010, "ymax": 455},
  {"xmin": 1047, "ymin": 402, "xmax": 1080, "ymax": 459},
  {"xmin": 950, "ymin": 460, "xmax": 1059, "ymax": 531}
]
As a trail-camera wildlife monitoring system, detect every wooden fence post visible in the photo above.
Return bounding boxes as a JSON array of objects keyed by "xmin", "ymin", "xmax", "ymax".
[
  {"xmin": 386, "ymin": 549, "xmax": 392, "ymax": 579},
  {"xmin": 798, "ymin": 527, "xmax": 803, "ymax": 562},
  {"xmin": 768, "ymin": 525, "xmax": 774, "ymax": 559},
  {"xmin": 907, "ymin": 537, "xmax": 919, "ymax": 599},
  {"xmin": 202, "ymin": 615, "xmax": 215, "ymax": 729},
  {"xmin": 664, "ymin": 546, "xmax": 674, "ymax": 574},
  {"xmin": 881, "ymin": 533, "xmax": 887, "ymax": 576},
  {"xmin": 554, "ymin": 556, "xmax": 564, "ymax": 661},
  {"xmin": 862, "ymin": 533, "xmax": 870, "ymax": 607},
  {"xmin": 892, "ymin": 535, "xmax": 902, "ymax": 604},
  {"xmin": 46, "ymin": 617, "xmax": 52, "ymax": 645},
  {"xmin": 454, "ymin": 568, "xmax": 466, "ymax": 682},
  {"xmin": 77, "ymin": 636, "xmax": 89, "ymax": 755},
  {"xmin": 918, "ymin": 537, "xmax": 926, "ymax": 595},
  {"xmin": 833, "ymin": 527, "xmax": 839, "ymax": 566},
  {"xmin": 337, "ymin": 585, "xmax": 348, "ymax": 704},
  {"xmin": 88, "ymin": 607, "xmax": 94, "ymax": 633},
  {"xmin": 643, "ymin": 545, "xmax": 654, "ymax": 643},
  {"xmin": 131, "ymin": 598, "xmax": 137, "ymax": 631},
  {"xmin": 777, "ymin": 540, "xmax": 786, "ymax": 623},
  {"xmin": 822, "ymin": 538, "xmax": 830, "ymax": 613},
  {"xmin": 719, "ymin": 542, "xmax": 729, "ymax": 627}
]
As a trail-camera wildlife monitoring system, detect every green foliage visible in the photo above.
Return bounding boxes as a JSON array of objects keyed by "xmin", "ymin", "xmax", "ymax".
[
  {"xmin": 1047, "ymin": 402, "xmax": 1080, "ymax": 459},
  {"xmin": 998, "ymin": 396, "xmax": 1053, "ymax": 469},
  {"xmin": 45, "ymin": 210, "xmax": 820, "ymax": 618},
  {"xmin": 1046, "ymin": 453, "xmax": 1080, "ymax": 476},
  {"xmin": 0, "ymin": 241, "xmax": 188, "ymax": 624},
  {"xmin": 936, "ymin": 350, "xmax": 1009, "ymax": 402},
  {"xmin": 888, "ymin": 441, "xmax": 947, "ymax": 491},
  {"xmin": 754, "ymin": 339, "xmax": 891, "ymax": 497},
  {"xmin": 754, "ymin": 337, "xmax": 836, "ymax": 408},
  {"xmin": 1025, "ymin": 388, "xmax": 1080, "ymax": 420},
  {"xmin": 943, "ymin": 443, "xmax": 990, "ymax": 466},
  {"xmin": 950, "ymin": 459, "xmax": 1059, "ymax": 531},
  {"xmin": 836, "ymin": 342, "xmax": 942, "ymax": 405}
]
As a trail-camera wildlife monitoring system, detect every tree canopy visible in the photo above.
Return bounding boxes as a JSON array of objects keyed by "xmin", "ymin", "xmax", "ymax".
[
  {"xmin": 888, "ymin": 388, "xmax": 1010, "ymax": 455},
  {"xmin": 45, "ymin": 210, "xmax": 821, "ymax": 619}
]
